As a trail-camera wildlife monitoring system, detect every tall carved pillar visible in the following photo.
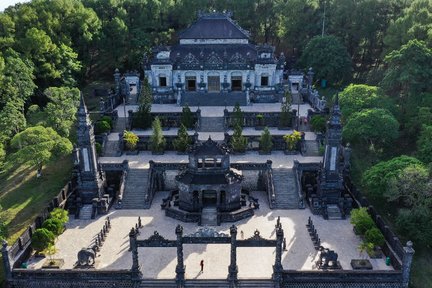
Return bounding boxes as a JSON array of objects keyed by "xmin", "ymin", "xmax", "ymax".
[
  {"xmin": 228, "ymin": 225, "xmax": 238, "ymax": 287},
  {"xmin": 402, "ymin": 241, "xmax": 415, "ymax": 288},
  {"xmin": 273, "ymin": 225, "xmax": 284, "ymax": 288},
  {"xmin": 1, "ymin": 241, "xmax": 11, "ymax": 281},
  {"xmin": 114, "ymin": 68, "xmax": 121, "ymax": 96},
  {"xmin": 129, "ymin": 228, "xmax": 140, "ymax": 276},
  {"xmin": 175, "ymin": 225, "xmax": 185, "ymax": 287}
]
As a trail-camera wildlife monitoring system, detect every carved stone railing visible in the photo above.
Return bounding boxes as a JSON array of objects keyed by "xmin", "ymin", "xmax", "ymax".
[
  {"xmin": 129, "ymin": 110, "xmax": 200, "ymax": 130},
  {"xmin": 224, "ymin": 110, "xmax": 295, "ymax": 129}
]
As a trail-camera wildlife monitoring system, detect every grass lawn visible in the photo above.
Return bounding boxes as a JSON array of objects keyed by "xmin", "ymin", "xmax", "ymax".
[{"xmin": 0, "ymin": 157, "xmax": 72, "ymax": 243}]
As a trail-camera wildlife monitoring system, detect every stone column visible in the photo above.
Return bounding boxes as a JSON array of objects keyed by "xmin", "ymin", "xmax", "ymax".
[
  {"xmin": 114, "ymin": 68, "xmax": 121, "ymax": 96},
  {"xmin": 129, "ymin": 228, "xmax": 140, "ymax": 275},
  {"xmin": 402, "ymin": 241, "xmax": 415, "ymax": 288},
  {"xmin": 175, "ymin": 225, "xmax": 185, "ymax": 287},
  {"xmin": 2, "ymin": 241, "xmax": 11, "ymax": 281},
  {"xmin": 273, "ymin": 225, "xmax": 284, "ymax": 288},
  {"xmin": 228, "ymin": 225, "xmax": 238, "ymax": 286}
]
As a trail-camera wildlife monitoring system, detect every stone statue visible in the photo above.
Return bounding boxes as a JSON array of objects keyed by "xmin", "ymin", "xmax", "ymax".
[
  {"xmin": 77, "ymin": 247, "xmax": 96, "ymax": 266},
  {"xmin": 316, "ymin": 246, "xmax": 339, "ymax": 269}
]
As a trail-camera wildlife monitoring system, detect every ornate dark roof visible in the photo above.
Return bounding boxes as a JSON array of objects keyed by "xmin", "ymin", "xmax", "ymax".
[
  {"xmin": 178, "ymin": 12, "xmax": 250, "ymax": 40},
  {"xmin": 188, "ymin": 137, "xmax": 230, "ymax": 156}
]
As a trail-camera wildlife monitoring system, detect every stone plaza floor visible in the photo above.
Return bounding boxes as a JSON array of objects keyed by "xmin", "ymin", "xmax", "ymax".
[{"xmin": 27, "ymin": 190, "xmax": 393, "ymax": 279}]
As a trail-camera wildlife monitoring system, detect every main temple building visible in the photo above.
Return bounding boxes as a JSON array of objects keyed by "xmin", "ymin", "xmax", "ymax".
[{"xmin": 143, "ymin": 12, "xmax": 285, "ymax": 106}]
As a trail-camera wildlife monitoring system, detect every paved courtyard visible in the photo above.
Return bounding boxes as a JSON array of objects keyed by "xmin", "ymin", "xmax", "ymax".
[{"xmin": 27, "ymin": 191, "xmax": 393, "ymax": 279}]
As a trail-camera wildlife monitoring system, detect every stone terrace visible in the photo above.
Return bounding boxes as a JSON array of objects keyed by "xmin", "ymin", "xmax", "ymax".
[{"xmin": 26, "ymin": 191, "xmax": 393, "ymax": 279}]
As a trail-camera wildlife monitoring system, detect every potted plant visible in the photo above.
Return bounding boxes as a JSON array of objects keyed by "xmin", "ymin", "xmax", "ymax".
[
  {"xmin": 42, "ymin": 244, "xmax": 64, "ymax": 269},
  {"xmin": 350, "ymin": 207, "xmax": 374, "ymax": 235},
  {"xmin": 364, "ymin": 227, "xmax": 385, "ymax": 258},
  {"xmin": 123, "ymin": 130, "xmax": 139, "ymax": 154},
  {"xmin": 255, "ymin": 114, "xmax": 265, "ymax": 130},
  {"xmin": 279, "ymin": 91, "xmax": 292, "ymax": 129},
  {"xmin": 173, "ymin": 124, "xmax": 191, "ymax": 154},
  {"xmin": 180, "ymin": 104, "xmax": 195, "ymax": 129},
  {"xmin": 283, "ymin": 130, "xmax": 302, "ymax": 154},
  {"xmin": 150, "ymin": 117, "xmax": 166, "ymax": 154},
  {"xmin": 231, "ymin": 124, "xmax": 248, "ymax": 154},
  {"xmin": 259, "ymin": 127, "xmax": 273, "ymax": 154}
]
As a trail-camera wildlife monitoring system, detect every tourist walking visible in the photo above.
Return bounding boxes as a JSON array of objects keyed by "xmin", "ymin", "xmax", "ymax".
[{"xmin": 200, "ymin": 259, "xmax": 204, "ymax": 273}]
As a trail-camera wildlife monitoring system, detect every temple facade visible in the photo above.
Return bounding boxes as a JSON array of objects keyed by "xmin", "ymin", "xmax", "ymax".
[{"xmin": 143, "ymin": 12, "xmax": 285, "ymax": 106}]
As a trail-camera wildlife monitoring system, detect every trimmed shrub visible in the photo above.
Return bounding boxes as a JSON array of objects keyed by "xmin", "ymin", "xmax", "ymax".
[
  {"xmin": 42, "ymin": 218, "xmax": 64, "ymax": 236},
  {"xmin": 283, "ymin": 130, "xmax": 302, "ymax": 151},
  {"xmin": 31, "ymin": 228, "xmax": 55, "ymax": 252},
  {"xmin": 101, "ymin": 116, "xmax": 113, "ymax": 128},
  {"xmin": 94, "ymin": 120, "xmax": 111, "ymax": 134},
  {"xmin": 259, "ymin": 127, "xmax": 273, "ymax": 153},
  {"xmin": 50, "ymin": 208, "xmax": 69, "ymax": 224},
  {"xmin": 173, "ymin": 124, "xmax": 191, "ymax": 152},
  {"xmin": 365, "ymin": 227, "xmax": 385, "ymax": 247},
  {"xmin": 350, "ymin": 207, "xmax": 375, "ymax": 235},
  {"xmin": 310, "ymin": 115, "xmax": 326, "ymax": 134},
  {"xmin": 231, "ymin": 125, "xmax": 248, "ymax": 153},
  {"xmin": 180, "ymin": 104, "xmax": 194, "ymax": 129},
  {"xmin": 150, "ymin": 117, "xmax": 166, "ymax": 153},
  {"xmin": 123, "ymin": 130, "xmax": 139, "ymax": 151}
]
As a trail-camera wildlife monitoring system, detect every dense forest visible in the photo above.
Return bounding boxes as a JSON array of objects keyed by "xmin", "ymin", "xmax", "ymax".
[{"xmin": 0, "ymin": 0, "xmax": 432, "ymax": 286}]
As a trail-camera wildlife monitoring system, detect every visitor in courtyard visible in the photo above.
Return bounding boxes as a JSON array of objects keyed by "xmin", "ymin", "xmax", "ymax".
[{"xmin": 200, "ymin": 259, "xmax": 204, "ymax": 273}]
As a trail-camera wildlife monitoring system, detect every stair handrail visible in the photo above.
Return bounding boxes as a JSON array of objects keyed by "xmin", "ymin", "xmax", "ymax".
[{"xmin": 116, "ymin": 170, "xmax": 127, "ymax": 209}]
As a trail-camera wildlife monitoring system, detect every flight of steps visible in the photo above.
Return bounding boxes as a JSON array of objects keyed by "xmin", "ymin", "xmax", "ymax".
[
  {"xmin": 201, "ymin": 206, "xmax": 218, "ymax": 226},
  {"xmin": 121, "ymin": 168, "xmax": 149, "ymax": 209},
  {"xmin": 272, "ymin": 168, "xmax": 299, "ymax": 209},
  {"xmin": 303, "ymin": 140, "xmax": 320, "ymax": 157},
  {"xmin": 103, "ymin": 140, "xmax": 119, "ymax": 157},
  {"xmin": 140, "ymin": 279, "xmax": 274, "ymax": 288},
  {"xmin": 199, "ymin": 117, "xmax": 225, "ymax": 132},
  {"xmin": 327, "ymin": 204, "xmax": 343, "ymax": 220},
  {"xmin": 113, "ymin": 117, "xmax": 127, "ymax": 133},
  {"xmin": 78, "ymin": 204, "xmax": 93, "ymax": 220}
]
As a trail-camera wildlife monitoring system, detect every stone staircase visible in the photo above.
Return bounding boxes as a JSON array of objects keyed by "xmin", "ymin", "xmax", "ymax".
[
  {"xmin": 113, "ymin": 117, "xmax": 127, "ymax": 133},
  {"xmin": 199, "ymin": 116, "xmax": 225, "ymax": 132},
  {"xmin": 303, "ymin": 140, "xmax": 321, "ymax": 157},
  {"xmin": 140, "ymin": 279, "xmax": 274, "ymax": 287},
  {"xmin": 272, "ymin": 168, "xmax": 299, "ymax": 209},
  {"xmin": 181, "ymin": 91, "xmax": 247, "ymax": 106},
  {"xmin": 201, "ymin": 206, "xmax": 218, "ymax": 226},
  {"xmin": 327, "ymin": 204, "xmax": 343, "ymax": 220},
  {"xmin": 79, "ymin": 204, "xmax": 93, "ymax": 220},
  {"xmin": 291, "ymin": 92, "xmax": 303, "ymax": 105},
  {"xmin": 121, "ymin": 168, "xmax": 149, "ymax": 209},
  {"xmin": 103, "ymin": 140, "xmax": 119, "ymax": 157}
]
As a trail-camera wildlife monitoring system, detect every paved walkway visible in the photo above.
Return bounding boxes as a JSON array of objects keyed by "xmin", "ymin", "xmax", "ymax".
[{"xmin": 26, "ymin": 191, "xmax": 393, "ymax": 279}]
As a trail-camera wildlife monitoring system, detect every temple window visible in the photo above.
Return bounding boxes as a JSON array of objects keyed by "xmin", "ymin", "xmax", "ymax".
[
  {"xmin": 186, "ymin": 76, "xmax": 196, "ymax": 91},
  {"xmin": 261, "ymin": 76, "xmax": 269, "ymax": 86}
]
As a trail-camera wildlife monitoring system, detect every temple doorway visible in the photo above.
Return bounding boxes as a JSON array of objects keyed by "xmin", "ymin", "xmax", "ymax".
[
  {"xmin": 208, "ymin": 76, "xmax": 220, "ymax": 92},
  {"xmin": 202, "ymin": 190, "xmax": 217, "ymax": 206}
]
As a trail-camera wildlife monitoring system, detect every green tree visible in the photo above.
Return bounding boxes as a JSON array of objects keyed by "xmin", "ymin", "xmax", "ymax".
[
  {"xmin": 44, "ymin": 87, "xmax": 80, "ymax": 137},
  {"xmin": 350, "ymin": 207, "xmax": 375, "ymax": 235},
  {"xmin": 365, "ymin": 227, "xmax": 385, "ymax": 247},
  {"xmin": 386, "ymin": 165, "xmax": 431, "ymax": 208},
  {"xmin": 0, "ymin": 101, "xmax": 26, "ymax": 143},
  {"xmin": 180, "ymin": 104, "xmax": 194, "ymax": 129},
  {"xmin": 310, "ymin": 115, "xmax": 326, "ymax": 134},
  {"xmin": 173, "ymin": 124, "xmax": 191, "ymax": 153},
  {"xmin": 342, "ymin": 108, "xmax": 399, "ymax": 150},
  {"xmin": 299, "ymin": 35, "xmax": 352, "ymax": 85},
  {"xmin": 231, "ymin": 124, "xmax": 248, "ymax": 153},
  {"xmin": 10, "ymin": 126, "xmax": 73, "ymax": 173},
  {"xmin": 0, "ymin": 205, "xmax": 7, "ymax": 241},
  {"xmin": 395, "ymin": 207, "xmax": 432, "ymax": 245},
  {"xmin": 339, "ymin": 84, "xmax": 394, "ymax": 121},
  {"xmin": 417, "ymin": 125, "xmax": 432, "ymax": 164},
  {"xmin": 362, "ymin": 156, "xmax": 424, "ymax": 198},
  {"xmin": 42, "ymin": 218, "xmax": 64, "ymax": 236},
  {"xmin": 279, "ymin": 91, "xmax": 292, "ymax": 127},
  {"xmin": 150, "ymin": 117, "xmax": 166, "ymax": 153},
  {"xmin": 259, "ymin": 127, "xmax": 273, "ymax": 153},
  {"xmin": 50, "ymin": 207, "xmax": 69, "ymax": 224},
  {"xmin": 133, "ymin": 82, "xmax": 152, "ymax": 129},
  {"xmin": 232, "ymin": 102, "xmax": 244, "ymax": 128},
  {"xmin": 31, "ymin": 228, "xmax": 55, "ymax": 252}
]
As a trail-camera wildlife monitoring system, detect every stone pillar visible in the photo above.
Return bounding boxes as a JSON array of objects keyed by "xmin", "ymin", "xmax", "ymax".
[
  {"xmin": 175, "ymin": 225, "xmax": 185, "ymax": 287},
  {"xmin": 228, "ymin": 225, "xmax": 238, "ymax": 286},
  {"xmin": 402, "ymin": 241, "xmax": 415, "ymax": 288},
  {"xmin": 273, "ymin": 225, "xmax": 284, "ymax": 288},
  {"xmin": 129, "ymin": 228, "xmax": 140, "ymax": 275},
  {"xmin": 2, "ymin": 240, "xmax": 11, "ymax": 281},
  {"xmin": 114, "ymin": 68, "xmax": 121, "ymax": 96}
]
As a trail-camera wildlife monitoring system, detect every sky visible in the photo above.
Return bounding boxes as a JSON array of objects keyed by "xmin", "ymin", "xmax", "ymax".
[{"xmin": 0, "ymin": 0, "xmax": 31, "ymax": 12}]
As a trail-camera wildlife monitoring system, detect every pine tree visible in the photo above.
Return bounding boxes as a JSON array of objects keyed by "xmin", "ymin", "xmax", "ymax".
[
  {"xmin": 259, "ymin": 127, "xmax": 273, "ymax": 153},
  {"xmin": 231, "ymin": 124, "xmax": 248, "ymax": 153},
  {"xmin": 173, "ymin": 124, "xmax": 191, "ymax": 152},
  {"xmin": 150, "ymin": 117, "xmax": 166, "ymax": 153},
  {"xmin": 232, "ymin": 102, "xmax": 244, "ymax": 127},
  {"xmin": 280, "ymin": 90, "xmax": 292, "ymax": 127},
  {"xmin": 180, "ymin": 104, "xmax": 194, "ymax": 129},
  {"xmin": 134, "ymin": 81, "xmax": 152, "ymax": 129}
]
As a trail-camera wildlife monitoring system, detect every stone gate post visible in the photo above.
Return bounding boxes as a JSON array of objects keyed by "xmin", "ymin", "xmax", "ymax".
[
  {"xmin": 1, "ymin": 241, "xmax": 11, "ymax": 281},
  {"xmin": 402, "ymin": 241, "xmax": 415, "ymax": 288},
  {"xmin": 175, "ymin": 225, "xmax": 185, "ymax": 288},
  {"xmin": 129, "ymin": 228, "xmax": 140, "ymax": 276},
  {"xmin": 228, "ymin": 225, "xmax": 238, "ymax": 287},
  {"xmin": 273, "ymin": 225, "xmax": 284, "ymax": 288}
]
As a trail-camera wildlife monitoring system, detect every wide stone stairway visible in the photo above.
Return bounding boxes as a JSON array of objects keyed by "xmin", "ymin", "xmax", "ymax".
[
  {"xmin": 78, "ymin": 204, "xmax": 93, "ymax": 220},
  {"xmin": 303, "ymin": 140, "xmax": 320, "ymax": 157},
  {"xmin": 103, "ymin": 140, "xmax": 119, "ymax": 157},
  {"xmin": 199, "ymin": 116, "xmax": 225, "ymax": 132},
  {"xmin": 121, "ymin": 168, "xmax": 149, "ymax": 209},
  {"xmin": 201, "ymin": 206, "xmax": 218, "ymax": 226},
  {"xmin": 140, "ymin": 279, "xmax": 274, "ymax": 288},
  {"xmin": 272, "ymin": 168, "xmax": 299, "ymax": 209}
]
